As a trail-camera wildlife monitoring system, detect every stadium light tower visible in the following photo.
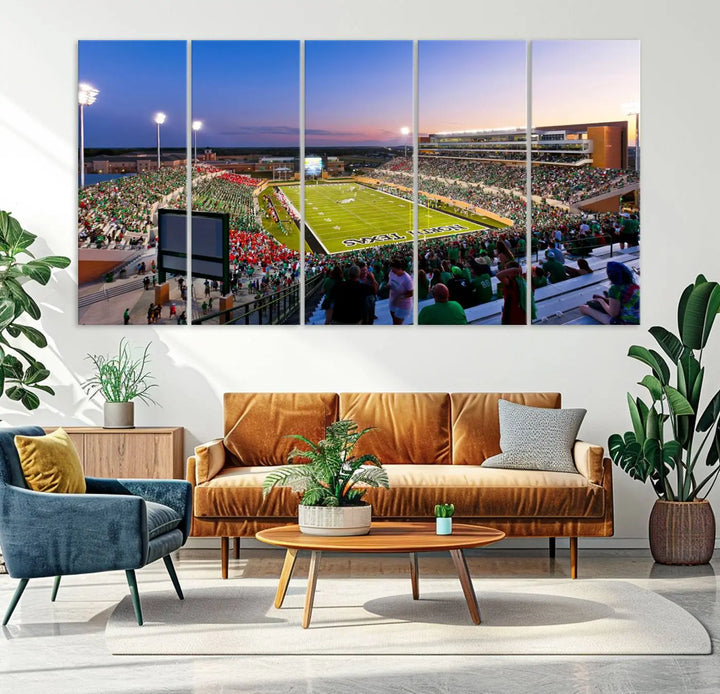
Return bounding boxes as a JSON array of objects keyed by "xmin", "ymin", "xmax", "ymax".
[
  {"xmin": 400, "ymin": 126, "xmax": 410, "ymax": 158},
  {"xmin": 154, "ymin": 112, "xmax": 166, "ymax": 171},
  {"xmin": 192, "ymin": 120, "xmax": 203, "ymax": 167},
  {"xmin": 624, "ymin": 103, "xmax": 640, "ymax": 173},
  {"xmin": 78, "ymin": 83, "xmax": 99, "ymax": 188}
]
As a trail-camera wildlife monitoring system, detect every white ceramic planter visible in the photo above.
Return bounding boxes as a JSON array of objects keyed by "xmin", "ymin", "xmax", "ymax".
[
  {"xmin": 436, "ymin": 517, "xmax": 453, "ymax": 535},
  {"xmin": 103, "ymin": 402, "xmax": 135, "ymax": 429},
  {"xmin": 298, "ymin": 504, "xmax": 372, "ymax": 536}
]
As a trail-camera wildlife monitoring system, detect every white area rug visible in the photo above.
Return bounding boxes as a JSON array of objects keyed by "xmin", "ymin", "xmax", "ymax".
[{"xmin": 105, "ymin": 578, "xmax": 711, "ymax": 655}]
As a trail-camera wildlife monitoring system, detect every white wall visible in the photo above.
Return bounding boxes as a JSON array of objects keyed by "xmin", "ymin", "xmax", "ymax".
[{"xmin": 1, "ymin": 0, "xmax": 719, "ymax": 547}]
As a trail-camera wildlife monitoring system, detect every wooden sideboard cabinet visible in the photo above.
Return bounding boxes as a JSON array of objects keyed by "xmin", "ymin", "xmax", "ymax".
[{"xmin": 43, "ymin": 427, "xmax": 184, "ymax": 480}]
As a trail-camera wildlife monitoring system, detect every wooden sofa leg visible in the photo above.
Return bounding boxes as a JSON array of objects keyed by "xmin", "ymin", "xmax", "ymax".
[
  {"xmin": 221, "ymin": 537, "xmax": 229, "ymax": 580},
  {"xmin": 548, "ymin": 537, "xmax": 556, "ymax": 559},
  {"xmin": 569, "ymin": 537, "xmax": 578, "ymax": 579},
  {"xmin": 234, "ymin": 537, "xmax": 241, "ymax": 559}
]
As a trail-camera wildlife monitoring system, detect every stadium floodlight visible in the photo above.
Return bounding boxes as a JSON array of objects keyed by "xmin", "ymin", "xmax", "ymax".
[
  {"xmin": 154, "ymin": 112, "xmax": 166, "ymax": 170},
  {"xmin": 192, "ymin": 120, "xmax": 203, "ymax": 166},
  {"xmin": 400, "ymin": 126, "xmax": 410, "ymax": 157},
  {"xmin": 78, "ymin": 83, "xmax": 99, "ymax": 189},
  {"xmin": 624, "ymin": 102, "xmax": 640, "ymax": 173}
]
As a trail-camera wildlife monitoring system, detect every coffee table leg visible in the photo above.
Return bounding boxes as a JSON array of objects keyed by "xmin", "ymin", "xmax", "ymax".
[
  {"xmin": 274, "ymin": 548, "xmax": 299, "ymax": 608},
  {"xmin": 302, "ymin": 550, "xmax": 321, "ymax": 629},
  {"xmin": 449, "ymin": 549, "xmax": 481, "ymax": 625},
  {"xmin": 409, "ymin": 552, "xmax": 419, "ymax": 600}
]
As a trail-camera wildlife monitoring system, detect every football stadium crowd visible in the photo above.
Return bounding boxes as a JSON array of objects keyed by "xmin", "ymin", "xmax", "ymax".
[{"xmin": 78, "ymin": 168, "xmax": 188, "ymax": 246}]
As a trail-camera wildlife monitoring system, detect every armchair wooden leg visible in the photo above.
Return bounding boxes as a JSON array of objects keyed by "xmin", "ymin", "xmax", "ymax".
[
  {"xmin": 2, "ymin": 578, "xmax": 29, "ymax": 626},
  {"xmin": 221, "ymin": 537, "xmax": 229, "ymax": 580},
  {"xmin": 548, "ymin": 537, "xmax": 556, "ymax": 559},
  {"xmin": 125, "ymin": 569, "xmax": 143, "ymax": 626},
  {"xmin": 51, "ymin": 576, "xmax": 61, "ymax": 602},
  {"xmin": 569, "ymin": 537, "xmax": 578, "ymax": 579},
  {"xmin": 234, "ymin": 538, "xmax": 240, "ymax": 559},
  {"xmin": 163, "ymin": 556, "xmax": 184, "ymax": 600}
]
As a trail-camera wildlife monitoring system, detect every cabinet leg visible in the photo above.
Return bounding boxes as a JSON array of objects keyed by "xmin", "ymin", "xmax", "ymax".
[
  {"xmin": 549, "ymin": 537, "xmax": 556, "ymax": 559},
  {"xmin": 234, "ymin": 537, "xmax": 241, "ymax": 559}
]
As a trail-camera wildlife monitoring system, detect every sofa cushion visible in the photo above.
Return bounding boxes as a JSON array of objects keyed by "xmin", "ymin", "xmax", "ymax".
[
  {"xmin": 223, "ymin": 393, "xmax": 338, "ymax": 466},
  {"xmin": 339, "ymin": 392, "xmax": 451, "ymax": 464},
  {"xmin": 451, "ymin": 392, "xmax": 562, "ymax": 465},
  {"xmin": 482, "ymin": 400, "xmax": 585, "ymax": 473},
  {"xmin": 193, "ymin": 464, "xmax": 603, "ymax": 521},
  {"xmin": 14, "ymin": 428, "xmax": 86, "ymax": 494},
  {"xmin": 145, "ymin": 500, "xmax": 183, "ymax": 540}
]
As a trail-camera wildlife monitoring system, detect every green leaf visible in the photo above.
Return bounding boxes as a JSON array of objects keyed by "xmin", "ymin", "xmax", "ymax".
[
  {"xmin": 37, "ymin": 255, "xmax": 71, "ymax": 269},
  {"xmin": 3, "ymin": 278, "xmax": 41, "ymax": 320},
  {"xmin": 6, "ymin": 385, "xmax": 25, "ymax": 401},
  {"xmin": 679, "ymin": 280, "xmax": 720, "ymax": 350},
  {"xmin": 663, "ymin": 385, "xmax": 695, "ymax": 416},
  {"xmin": 23, "ymin": 362, "xmax": 50, "ymax": 384},
  {"xmin": 638, "ymin": 375, "xmax": 663, "ymax": 401},
  {"xmin": 21, "ymin": 261, "xmax": 52, "ymax": 285},
  {"xmin": 628, "ymin": 345, "xmax": 670, "ymax": 385},
  {"xmin": 0, "ymin": 298, "xmax": 14, "ymax": 331},
  {"xmin": 677, "ymin": 282, "xmax": 694, "ymax": 338},
  {"xmin": 2, "ymin": 355, "xmax": 23, "ymax": 379},
  {"xmin": 646, "ymin": 408, "xmax": 660, "ymax": 440},
  {"xmin": 627, "ymin": 393, "xmax": 646, "ymax": 444},
  {"xmin": 697, "ymin": 388, "xmax": 720, "ymax": 432},
  {"xmin": 21, "ymin": 390, "xmax": 40, "ymax": 410},
  {"xmin": 30, "ymin": 383, "xmax": 55, "ymax": 395},
  {"xmin": 706, "ymin": 424, "xmax": 719, "ymax": 467},
  {"xmin": 6, "ymin": 323, "xmax": 47, "ymax": 348},
  {"xmin": 649, "ymin": 326, "xmax": 686, "ymax": 362}
]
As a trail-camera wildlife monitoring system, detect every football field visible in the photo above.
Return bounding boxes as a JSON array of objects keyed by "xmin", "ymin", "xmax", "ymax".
[{"xmin": 281, "ymin": 183, "xmax": 491, "ymax": 254}]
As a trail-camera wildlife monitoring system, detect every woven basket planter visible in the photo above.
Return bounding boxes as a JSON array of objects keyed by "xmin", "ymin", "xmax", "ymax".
[
  {"xmin": 298, "ymin": 504, "xmax": 372, "ymax": 536},
  {"xmin": 649, "ymin": 499, "xmax": 716, "ymax": 565}
]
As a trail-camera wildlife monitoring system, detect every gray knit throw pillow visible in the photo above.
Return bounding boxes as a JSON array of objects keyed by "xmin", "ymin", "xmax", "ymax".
[{"xmin": 482, "ymin": 399, "xmax": 585, "ymax": 473}]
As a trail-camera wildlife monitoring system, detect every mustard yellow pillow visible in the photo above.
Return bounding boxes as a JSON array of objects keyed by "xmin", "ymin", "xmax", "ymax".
[{"xmin": 14, "ymin": 428, "xmax": 86, "ymax": 494}]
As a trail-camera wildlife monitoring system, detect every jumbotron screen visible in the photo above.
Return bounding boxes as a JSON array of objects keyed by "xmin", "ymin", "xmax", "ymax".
[{"xmin": 304, "ymin": 157, "xmax": 323, "ymax": 177}]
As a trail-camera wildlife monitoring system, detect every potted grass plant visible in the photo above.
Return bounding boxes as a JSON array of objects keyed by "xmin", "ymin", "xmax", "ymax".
[
  {"xmin": 262, "ymin": 419, "xmax": 389, "ymax": 536},
  {"xmin": 609, "ymin": 274, "xmax": 720, "ymax": 564},
  {"xmin": 83, "ymin": 339, "xmax": 159, "ymax": 428}
]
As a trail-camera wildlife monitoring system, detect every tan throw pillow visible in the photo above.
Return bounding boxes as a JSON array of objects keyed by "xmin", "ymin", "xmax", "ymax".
[
  {"xmin": 14, "ymin": 428, "xmax": 86, "ymax": 494},
  {"xmin": 194, "ymin": 439, "xmax": 226, "ymax": 483}
]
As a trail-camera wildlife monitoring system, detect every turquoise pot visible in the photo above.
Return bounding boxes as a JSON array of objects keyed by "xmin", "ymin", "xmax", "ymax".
[{"xmin": 436, "ymin": 517, "xmax": 452, "ymax": 535}]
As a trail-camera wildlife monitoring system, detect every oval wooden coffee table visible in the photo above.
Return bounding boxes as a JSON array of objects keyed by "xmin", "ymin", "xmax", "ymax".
[{"xmin": 256, "ymin": 522, "xmax": 505, "ymax": 628}]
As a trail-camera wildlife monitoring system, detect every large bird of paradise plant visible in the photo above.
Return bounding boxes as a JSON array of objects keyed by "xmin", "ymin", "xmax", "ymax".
[{"xmin": 609, "ymin": 274, "xmax": 720, "ymax": 501}]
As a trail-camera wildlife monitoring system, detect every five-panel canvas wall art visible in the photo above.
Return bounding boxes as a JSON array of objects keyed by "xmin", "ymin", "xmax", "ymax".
[{"xmin": 77, "ymin": 40, "xmax": 640, "ymax": 327}]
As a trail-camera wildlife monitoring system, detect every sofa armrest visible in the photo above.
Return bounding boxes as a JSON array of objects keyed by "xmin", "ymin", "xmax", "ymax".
[
  {"xmin": 192, "ymin": 438, "xmax": 226, "ymax": 484},
  {"xmin": 573, "ymin": 441, "xmax": 605, "ymax": 485}
]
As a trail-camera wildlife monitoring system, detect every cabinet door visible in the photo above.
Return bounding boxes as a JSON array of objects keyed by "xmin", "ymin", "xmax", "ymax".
[{"xmin": 83, "ymin": 433, "xmax": 174, "ymax": 479}]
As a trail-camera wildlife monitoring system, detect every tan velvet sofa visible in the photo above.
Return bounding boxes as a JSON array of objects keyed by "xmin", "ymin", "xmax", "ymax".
[{"xmin": 187, "ymin": 392, "xmax": 613, "ymax": 578}]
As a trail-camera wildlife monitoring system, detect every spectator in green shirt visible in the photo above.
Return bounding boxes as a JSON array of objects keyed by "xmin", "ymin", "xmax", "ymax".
[
  {"xmin": 418, "ymin": 284, "xmax": 468, "ymax": 325},
  {"xmin": 543, "ymin": 254, "xmax": 569, "ymax": 284}
]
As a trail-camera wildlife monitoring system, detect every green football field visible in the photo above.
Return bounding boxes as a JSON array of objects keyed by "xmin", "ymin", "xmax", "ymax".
[{"xmin": 281, "ymin": 183, "xmax": 491, "ymax": 255}]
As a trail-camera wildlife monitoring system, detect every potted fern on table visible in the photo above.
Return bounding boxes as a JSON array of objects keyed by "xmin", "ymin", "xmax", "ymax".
[
  {"xmin": 609, "ymin": 274, "xmax": 720, "ymax": 564},
  {"xmin": 262, "ymin": 420, "xmax": 389, "ymax": 536}
]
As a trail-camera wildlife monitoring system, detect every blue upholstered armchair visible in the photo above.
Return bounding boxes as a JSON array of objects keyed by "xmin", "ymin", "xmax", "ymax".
[{"xmin": 0, "ymin": 426, "xmax": 192, "ymax": 626}]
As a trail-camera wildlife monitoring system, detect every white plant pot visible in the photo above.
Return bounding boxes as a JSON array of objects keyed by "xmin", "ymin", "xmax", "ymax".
[
  {"xmin": 103, "ymin": 402, "xmax": 135, "ymax": 429},
  {"xmin": 298, "ymin": 504, "xmax": 372, "ymax": 536}
]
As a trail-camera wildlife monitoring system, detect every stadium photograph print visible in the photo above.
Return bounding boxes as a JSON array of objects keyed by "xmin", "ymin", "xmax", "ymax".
[
  {"xmin": 303, "ymin": 40, "xmax": 415, "ymax": 326},
  {"xmin": 529, "ymin": 40, "xmax": 640, "ymax": 326},
  {"xmin": 185, "ymin": 41, "xmax": 301, "ymax": 326},
  {"xmin": 77, "ymin": 40, "xmax": 188, "ymax": 326},
  {"xmin": 417, "ymin": 40, "xmax": 528, "ymax": 326}
]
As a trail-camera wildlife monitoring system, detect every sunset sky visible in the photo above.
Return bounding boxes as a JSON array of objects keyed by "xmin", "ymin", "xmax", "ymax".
[{"xmin": 79, "ymin": 39, "xmax": 640, "ymax": 148}]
